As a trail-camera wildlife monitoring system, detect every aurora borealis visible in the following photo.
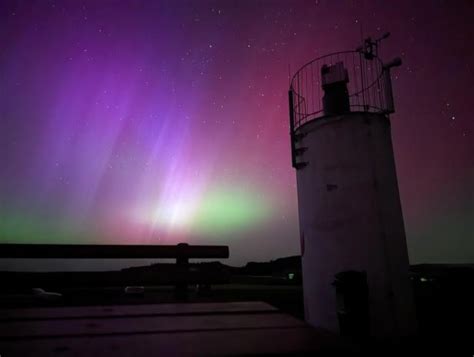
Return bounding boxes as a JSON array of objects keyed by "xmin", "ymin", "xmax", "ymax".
[{"xmin": 1, "ymin": 0, "xmax": 472, "ymax": 266}]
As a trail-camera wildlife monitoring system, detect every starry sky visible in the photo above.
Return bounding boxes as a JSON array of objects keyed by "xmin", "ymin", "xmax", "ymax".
[{"xmin": 0, "ymin": 0, "xmax": 472, "ymax": 268}]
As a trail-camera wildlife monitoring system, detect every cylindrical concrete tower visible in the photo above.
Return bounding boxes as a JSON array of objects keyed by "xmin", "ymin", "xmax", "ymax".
[{"xmin": 288, "ymin": 38, "xmax": 417, "ymax": 337}]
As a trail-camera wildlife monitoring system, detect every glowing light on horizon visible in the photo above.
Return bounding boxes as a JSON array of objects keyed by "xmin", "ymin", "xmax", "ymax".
[{"xmin": 133, "ymin": 183, "xmax": 272, "ymax": 239}]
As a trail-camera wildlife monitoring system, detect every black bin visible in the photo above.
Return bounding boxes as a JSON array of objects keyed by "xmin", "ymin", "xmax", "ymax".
[{"xmin": 333, "ymin": 270, "xmax": 370, "ymax": 337}]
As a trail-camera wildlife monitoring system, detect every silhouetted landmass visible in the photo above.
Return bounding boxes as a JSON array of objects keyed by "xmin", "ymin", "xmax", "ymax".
[
  {"xmin": 3, "ymin": 257, "xmax": 474, "ymax": 290},
  {"xmin": 410, "ymin": 263, "xmax": 474, "ymax": 343},
  {"xmin": 232, "ymin": 256, "xmax": 302, "ymax": 277}
]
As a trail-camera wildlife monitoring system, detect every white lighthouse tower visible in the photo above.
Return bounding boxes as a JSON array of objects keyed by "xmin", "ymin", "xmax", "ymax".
[{"xmin": 288, "ymin": 35, "xmax": 417, "ymax": 337}]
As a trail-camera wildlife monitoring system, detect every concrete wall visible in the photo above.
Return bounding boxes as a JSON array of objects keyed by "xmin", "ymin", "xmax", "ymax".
[{"xmin": 295, "ymin": 112, "xmax": 417, "ymax": 336}]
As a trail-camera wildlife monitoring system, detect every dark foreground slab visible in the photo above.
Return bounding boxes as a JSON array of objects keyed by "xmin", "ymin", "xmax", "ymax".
[{"xmin": 0, "ymin": 301, "xmax": 350, "ymax": 356}]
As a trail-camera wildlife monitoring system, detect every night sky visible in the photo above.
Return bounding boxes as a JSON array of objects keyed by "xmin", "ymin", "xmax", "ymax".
[{"xmin": 0, "ymin": 0, "xmax": 472, "ymax": 268}]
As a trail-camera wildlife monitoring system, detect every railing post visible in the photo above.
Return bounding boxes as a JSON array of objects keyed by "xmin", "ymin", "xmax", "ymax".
[
  {"xmin": 288, "ymin": 90, "xmax": 297, "ymax": 169},
  {"xmin": 175, "ymin": 243, "xmax": 189, "ymax": 300}
]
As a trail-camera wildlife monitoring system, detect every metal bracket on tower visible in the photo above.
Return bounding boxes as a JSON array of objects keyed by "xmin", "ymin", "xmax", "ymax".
[
  {"xmin": 356, "ymin": 32, "xmax": 391, "ymax": 60},
  {"xmin": 288, "ymin": 90, "xmax": 308, "ymax": 170}
]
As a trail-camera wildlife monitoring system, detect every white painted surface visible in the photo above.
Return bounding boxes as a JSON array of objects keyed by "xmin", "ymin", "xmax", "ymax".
[{"xmin": 295, "ymin": 112, "xmax": 417, "ymax": 336}]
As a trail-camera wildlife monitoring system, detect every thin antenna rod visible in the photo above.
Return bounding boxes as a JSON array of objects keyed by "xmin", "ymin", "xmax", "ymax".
[{"xmin": 359, "ymin": 0, "xmax": 365, "ymax": 47}]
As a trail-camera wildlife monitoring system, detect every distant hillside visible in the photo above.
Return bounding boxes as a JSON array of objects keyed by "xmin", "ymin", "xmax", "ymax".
[{"xmin": 232, "ymin": 256, "xmax": 301, "ymax": 276}]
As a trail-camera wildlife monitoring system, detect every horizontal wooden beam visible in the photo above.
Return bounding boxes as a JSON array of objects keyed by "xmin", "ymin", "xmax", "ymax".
[{"xmin": 0, "ymin": 243, "xmax": 229, "ymax": 259}]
